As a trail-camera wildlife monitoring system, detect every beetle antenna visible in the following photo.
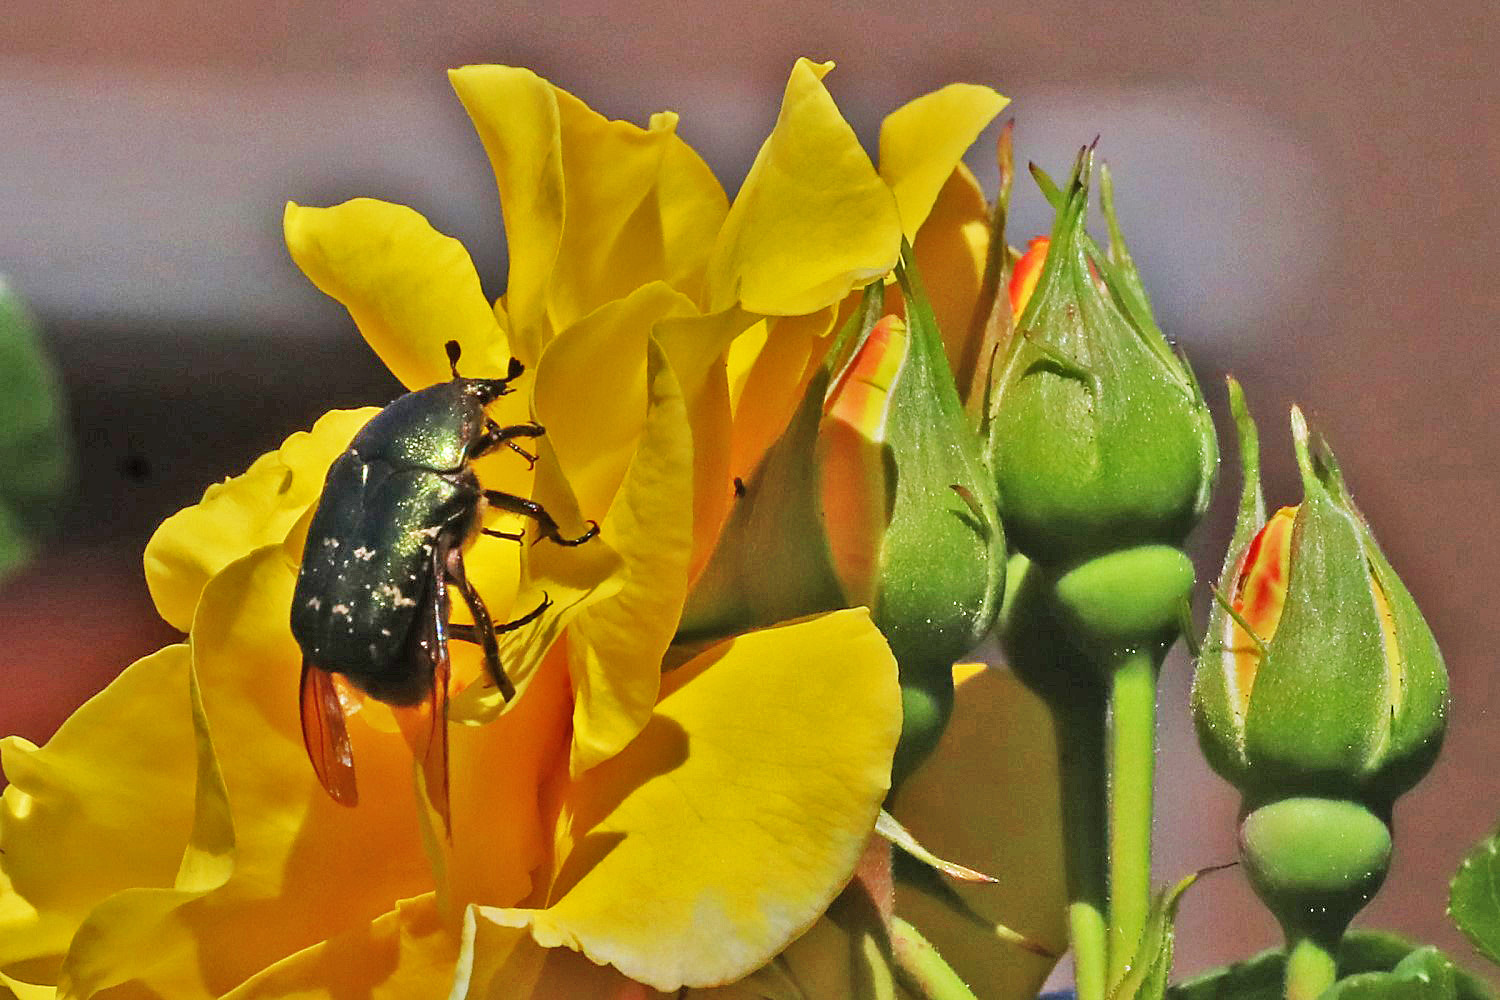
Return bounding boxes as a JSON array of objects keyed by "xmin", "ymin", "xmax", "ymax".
[{"xmin": 445, "ymin": 340, "xmax": 463, "ymax": 379}]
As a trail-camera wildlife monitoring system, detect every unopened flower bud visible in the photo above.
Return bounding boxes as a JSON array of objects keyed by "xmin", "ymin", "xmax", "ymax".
[
  {"xmin": 1192, "ymin": 383, "xmax": 1448, "ymax": 808},
  {"xmin": 985, "ymin": 150, "xmax": 1217, "ymax": 568},
  {"xmin": 681, "ymin": 252, "xmax": 1005, "ymax": 785}
]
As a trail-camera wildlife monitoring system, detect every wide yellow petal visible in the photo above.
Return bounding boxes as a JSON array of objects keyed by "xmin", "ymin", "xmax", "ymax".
[
  {"xmin": 707, "ymin": 59, "xmax": 901, "ymax": 316},
  {"xmin": 878, "ymin": 84, "xmax": 1008, "ymax": 241},
  {"xmin": 0, "ymin": 645, "xmax": 198, "ymax": 971},
  {"xmin": 284, "ymin": 199, "xmax": 511, "ymax": 383},
  {"xmin": 144, "ymin": 408, "xmax": 375, "ymax": 632},
  {"xmin": 910, "ymin": 164, "xmax": 991, "ymax": 378},
  {"xmin": 450, "ymin": 66, "xmax": 727, "ymax": 356},
  {"xmin": 564, "ymin": 339, "xmax": 694, "ymax": 773},
  {"xmin": 53, "ymin": 546, "xmax": 436, "ymax": 996},
  {"xmin": 889, "ymin": 665, "xmax": 1068, "ymax": 999},
  {"xmin": 222, "ymin": 894, "xmax": 456, "ymax": 999},
  {"xmin": 486, "ymin": 610, "xmax": 901, "ymax": 990}
]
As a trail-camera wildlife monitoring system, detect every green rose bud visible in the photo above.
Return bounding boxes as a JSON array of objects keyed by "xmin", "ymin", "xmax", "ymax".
[
  {"xmin": 682, "ymin": 254, "xmax": 1006, "ymax": 784},
  {"xmin": 1192, "ymin": 382, "xmax": 1448, "ymax": 807},
  {"xmin": 985, "ymin": 149, "xmax": 1217, "ymax": 568}
]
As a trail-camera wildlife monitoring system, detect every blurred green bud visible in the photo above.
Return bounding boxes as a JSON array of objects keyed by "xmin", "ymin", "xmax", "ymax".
[
  {"xmin": 1240, "ymin": 797, "xmax": 1391, "ymax": 945},
  {"xmin": 0, "ymin": 277, "xmax": 71, "ymax": 579},
  {"xmin": 1192, "ymin": 380, "xmax": 1448, "ymax": 808},
  {"xmin": 985, "ymin": 149, "xmax": 1217, "ymax": 567}
]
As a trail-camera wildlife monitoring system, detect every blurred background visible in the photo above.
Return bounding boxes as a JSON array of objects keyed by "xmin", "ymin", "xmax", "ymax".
[{"xmin": 1, "ymin": 0, "xmax": 1495, "ymax": 990}]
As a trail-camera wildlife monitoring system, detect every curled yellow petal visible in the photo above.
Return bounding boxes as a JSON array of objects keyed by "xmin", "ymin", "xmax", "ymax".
[
  {"xmin": 878, "ymin": 83, "xmax": 1008, "ymax": 241},
  {"xmin": 890, "ymin": 665, "xmax": 1068, "ymax": 999},
  {"xmin": 533, "ymin": 282, "xmax": 695, "ymax": 520},
  {"xmin": 708, "ymin": 59, "xmax": 901, "ymax": 316},
  {"xmin": 284, "ymin": 199, "xmax": 510, "ymax": 384},
  {"xmin": 564, "ymin": 339, "xmax": 694, "ymax": 773},
  {"xmin": 144, "ymin": 408, "xmax": 375, "ymax": 632},
  {"xmin": 486, "ymin": 609, "xmax": 901, "ymax": 990}
]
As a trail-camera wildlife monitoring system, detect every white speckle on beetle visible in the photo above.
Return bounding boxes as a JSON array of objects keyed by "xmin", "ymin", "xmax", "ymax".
[
  {"xmin": 322, "ymin": 537, "xmax": 340, "ymax": 548},
  {"xmin": 306, "ymin": 596, "xmax": 322, "ymax": 610},
  {"xmin": 352, "ymin": 546, "xmax": 376, "ymax": 561},
  {"xmin": 380, "ymin": 628, "xmax": 391, "ymax": 637},
  {"xmin": 331, "ymin": 603, "xmax": 351, "ymax": 617},
  {"xmin": 377, "ymin": 584, "xmax": 417, "ymax": 608}
]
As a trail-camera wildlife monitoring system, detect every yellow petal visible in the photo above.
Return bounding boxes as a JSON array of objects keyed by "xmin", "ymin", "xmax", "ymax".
[
  {"xmin": 486, "ymin": 610, "xmax": 901, "ymax": 990},
  {"xmin": 687, "ymin": 912, "xmax": 864, "ymax": 1000},
  {"xmin": 451, "ymin": 442, "xmax": 625, "ymax": 725},
  {"xmin": 0, "ymin": 645, "xmax": 198, "ymax": 970},
  {"xmin": 40, "ymin": 642, "xmax": 235, "ymax": 999},
  {"xmin": 144, "ymin": 408, "xmax": 376, "ymax": 632},
  {"xmin": 565, "ymin": 339, "xmax": 694, "ymax": 773},
  {"xmin": 55, "ymin": 546, "xmax": 437, "ymax": 996},
  {"xmin": 889, "ymin": 665, "xmax": 1068, "ymax": 999},
  {"xmin": 532, "ymin": 282, "xmax": 695, "ymax": 519},
  {"xmin": 451, "ymin": 907, "xmax": 540, "ymax": 999},
  {"xmin": 729, "ymin": 307, "xmax": 838, "ymax": 483},
  {"xmin": 708, "ymin": 59, "xmax": 901, "ymax": 316},
  {"xmin": 445, "ymin": 643, "xmax": 572, "ymax": 914},
  {"xmin": 910, "ymin": 164, "xmax": 991, "ymax": 378},
  {"xmin": 0, "ymin": 971, "xmax": 52, "ymax": 1000},
  {"xmin": 222, "ymin": 894, "xmax": 457, "ymax": 999},
  {"xmin": 450, "ymin": 66, "xmax": 727, "ymax": 356},
  {"xmin": 284, "ymin": 199, "xmax": 511, "ymax": 384},
  {"xmin": 878, "ymin": 84, "xmax": 1008, "ymax": 241},
  {"xmin": 653, "ymin": 308, "xmax": 758, "ymax": 580}
]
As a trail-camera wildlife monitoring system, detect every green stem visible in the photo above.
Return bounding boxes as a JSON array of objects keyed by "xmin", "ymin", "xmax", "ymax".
[
  {"xmin": 890, "ymin": 917, "xmax": 980, "ymax": 1000},
  {"xmin": 1053, "ymin": 690, "xmax": 1110, "ymax": 1000},
  {"xmin": 1284, "ymin": 932, "xmax": 1338, "ymax": 1000},
  {"xmin": 1107, "ymin": 647, "xmax": 1159, "ymax": 985}
]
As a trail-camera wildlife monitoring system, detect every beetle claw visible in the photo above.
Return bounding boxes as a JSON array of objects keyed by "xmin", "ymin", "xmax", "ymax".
[{"xmin": 549, "ymin": 519, "xmax": 600, "ymax": 547}]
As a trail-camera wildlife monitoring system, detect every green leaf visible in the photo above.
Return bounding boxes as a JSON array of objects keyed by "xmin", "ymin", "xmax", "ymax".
[
  {"xmin": 1322, "ymin": 947, "xmax": 1461, "ymax": 999},
  {"xmin": 1108, "ymin": 870, "xmax": 1204, "ymax": 1000},
  {"xmin": 1450, "ymin": 830, "xmax": 1500, "ymax": 967},
  {"xmin": 1168, "ymin": 931, "xmax": 1494, "ymax": 1000},
  {"xmin": 0, "ymin": 278, "xmax": 71, "ymax": 579}
]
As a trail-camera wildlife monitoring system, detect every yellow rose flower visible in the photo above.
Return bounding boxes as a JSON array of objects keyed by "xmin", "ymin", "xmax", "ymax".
[{"xmin": 0, "ymin": 59, "xmax": 1063, "ymax": 1000}]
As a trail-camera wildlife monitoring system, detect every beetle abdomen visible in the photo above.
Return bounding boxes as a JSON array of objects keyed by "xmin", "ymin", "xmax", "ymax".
[{"xmin": 291, "ymin": 450, "xmax": 476, "ymax": 698}]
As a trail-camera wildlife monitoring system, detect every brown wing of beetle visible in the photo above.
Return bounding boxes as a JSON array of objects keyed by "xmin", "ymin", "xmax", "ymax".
[{"xmin": 299, "ymin": 661, "xmax": 359, "ymax": 806}]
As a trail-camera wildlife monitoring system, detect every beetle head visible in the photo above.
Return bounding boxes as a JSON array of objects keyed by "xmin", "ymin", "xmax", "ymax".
[{"xmin": 446, "ymin": 340, "xmax": 526, "ymax": 403}]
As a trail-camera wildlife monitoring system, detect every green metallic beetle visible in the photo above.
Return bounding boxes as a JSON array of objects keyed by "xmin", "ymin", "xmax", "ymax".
[{"xmin": 290, "ymin": 341, "xmax": 596, "ymax": 830}]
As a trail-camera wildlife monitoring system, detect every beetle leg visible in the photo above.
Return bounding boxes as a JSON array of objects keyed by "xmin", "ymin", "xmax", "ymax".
[
  {"xmin": 299, "ymin": 661, "xmax": 359, "ymax": 806},
  {"xmin": 470, "ymin": 420, "xmax": 544, "ymax": 468},
  {"xmin": 481, "ymin": 526, "xmax": 526, "ymax": 542},
  {"xmin": 483, "ymin": 489, "xmax": 600, "ymax": 547},
  {"xmin": 443, "ymin": 547, "xmax": 518, "ymax": 702}
]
